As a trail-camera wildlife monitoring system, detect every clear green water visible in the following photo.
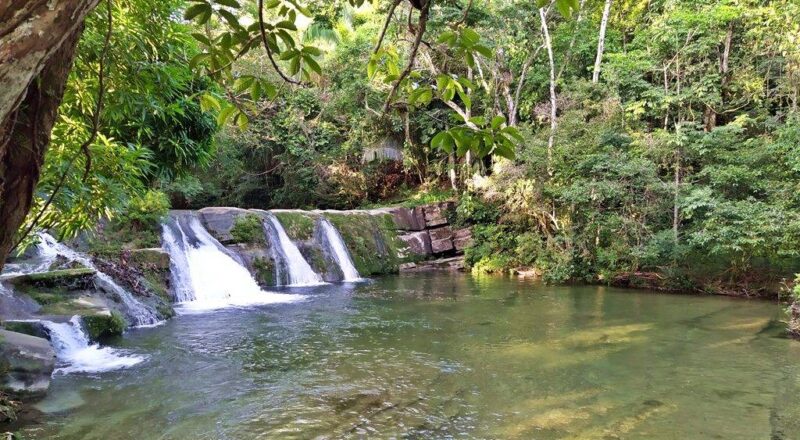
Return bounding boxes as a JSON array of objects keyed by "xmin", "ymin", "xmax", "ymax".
[{"xmin": 22, "ymin": 274, "xmax": 800, "ymax": 439}]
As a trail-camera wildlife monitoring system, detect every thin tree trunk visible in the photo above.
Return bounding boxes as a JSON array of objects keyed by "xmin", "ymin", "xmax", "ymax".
[
  {"xmin": 592, "ymin": 0, "xmax": 613, "ymax": 83},
  {"xmin": 0, "ymin": 0, "xmax": 99, "ymax": 271},
  {"xmin": 673, "ymin": 149, "xmax": 680, "ymax": 244},
  {"xmin": 539, "ymin": 7, "xmax": 557, "ymax": 175}
]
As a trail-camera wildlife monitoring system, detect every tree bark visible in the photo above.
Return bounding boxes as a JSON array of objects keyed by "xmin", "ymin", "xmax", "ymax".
[
  {"xmin": 539, "ymin": 7, "xmax": 557, "ymax": 176},
  {"xmin": 592, "ymin": 0, "xmax": 613, "ymax": 83},
  {"xmin": 0, "ymin": 0, "xmax": 100, "ymax": 271}
]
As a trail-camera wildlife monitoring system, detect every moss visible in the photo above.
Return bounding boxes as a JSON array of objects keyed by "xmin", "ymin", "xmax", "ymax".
[
  {"xmin": 252, "ymin": 256, "xmax": 276, "ymax": 286},
  {"xmin": 7, "ymin": 268, "xmax": 95, "ymax": 290},
  {"xmin": 141, "ymin": 270, "xmax": 169, "ymax": 299},
  {"xmin": 230, "ymin": 214, "xmax": 266, "ymax": 244},
  {"xmin": 273, "ymin": 211, "xmax": 316, "ymax": 241},
  {"xmin": 323, "ymin": 212, "xmax": 401, "ymax": 276},
  {"xmin": 301, "ymin": 245, "xmax": 328, "ymax": 275},
  {"xmin": 81, "ymin": 311, "xmax": 126, "ymax": 341}
]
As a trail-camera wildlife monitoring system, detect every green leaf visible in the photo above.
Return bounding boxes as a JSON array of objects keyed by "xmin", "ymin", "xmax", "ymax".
[
  {"xmin": 301, "ymin": 46, "xmax": 323, "ymax": 56},
  {"xmin": 279, "ymin": 49, "xmax": 298, "ymax": 60},
  {"xmin": 215, "ymin": 0, "xmax": 240, "ymax": 8},
  {"xmin": 184, "ymin": 3, "xmax": 211, "ymax": 21},
  {"xmin": 473, "ymin": 44, "xmax": 493, "ymax": 59},
  {"xmin": 431, "ymin": 131, "xmax": 454, "ymax": 153},
  {"xmin": 199, "ymin": 93, "xmax": 221, "ymax": 112},
  {"xmin": 233, "ymin": 76, "xmax": 254, "ymax": 93},
  {"xmin": 491, "ymin": 115, "xmax": 506, "ymax": 130},
  {"xmin": 189, "ymin": 52, "xmax": 212, "ymax": 68},
  {"xmin": 216, "ymin": 105, "xmax": 236, "ymax": 126},
  {"xmin": 191, "ymin": 33, "xmax": 211, "ymax": 46},
  {"xmin": 276, "ymin": 20, "xmax": 297, "ymax": 31},
  {"xmin": 461, "ymin": 28, "xmax": 480, "ymax": 46},
  {"xmin": 304, "ymin": 55, "xmax": 321, "ymax": 74},
  {"xmin": 218, "ymin": 9, "xmax": 242, "ymax": 30}
]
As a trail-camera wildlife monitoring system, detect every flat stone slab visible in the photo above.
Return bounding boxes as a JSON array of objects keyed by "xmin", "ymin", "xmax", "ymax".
[{"xmin": 371, "ymin": 207, "xmax": 426, "ymax": 231}]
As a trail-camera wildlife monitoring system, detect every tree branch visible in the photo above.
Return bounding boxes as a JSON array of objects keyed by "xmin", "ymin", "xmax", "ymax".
[
  {"xmin": 383, "ymin": 0, "xmax": 430, "ymax": 113},
  {"xmin": 258, "ymin": 0, "xmax": 301, "ymax": 85},
  {"xmin": 374, "ymin": 0, "xmax": 403, "ymax": 54}
]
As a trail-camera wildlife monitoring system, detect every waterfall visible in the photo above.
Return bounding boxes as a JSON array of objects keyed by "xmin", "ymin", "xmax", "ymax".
[
  {"xmin": 318, "ymin": 218, "xmax": 362, "ymax": 282},
  {"xmin": 161, "ymin": 212, "xmax": 303, "ymax": 311},
  {"xmin": 34, "ymin": 234, "xmax": 162, "ymax": 328},
  {"xmin": 41, "ymin": 316, "xmax": 145, "ymax": 375},
  {"xmin": 262, "ymin": 215, "xmax": 325, "ymax": 286}
]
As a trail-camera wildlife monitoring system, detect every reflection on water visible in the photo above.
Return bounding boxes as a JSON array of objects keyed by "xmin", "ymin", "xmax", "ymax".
[{"xmin": 22, "ymin": 273, "xmax": 800, "ymax": 439}]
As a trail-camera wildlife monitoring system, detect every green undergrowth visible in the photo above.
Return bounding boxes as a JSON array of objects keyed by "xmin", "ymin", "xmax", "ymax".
[
  {"xmin": 230, "ymin": 214, "xmax": 265, "ymax": 245},
  {"xmin": 273, "ymin": 211, "xmax": 316, "ymax": 241}
]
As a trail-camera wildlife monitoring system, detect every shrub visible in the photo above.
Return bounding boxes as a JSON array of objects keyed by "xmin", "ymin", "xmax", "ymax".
[
  {"xmin": 126, "ymin": 190, "xmax": 170, "ymax": 230},
  {"xmin": 230, "ymin": 214, "xmax": 265, "ymax": 244}
]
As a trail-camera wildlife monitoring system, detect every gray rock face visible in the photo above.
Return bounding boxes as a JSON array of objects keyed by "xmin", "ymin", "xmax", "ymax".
[
  {"xmin": 372, "ymin": 207, "xmax": 426, "ymax": 231},
  {"xmin": 197, "ymin": 207, "xmax": 252, "ymax": 243},
  {"xmin": 399, "ymin": 231, "xmax": 432, "ymax": 256},
  {"xmin": 422, "ymin": 202, "xmax": 454, "ymax": 228},
  {"xmin": 453, "ymin": 228, "xmax": 473, "ymax": 251},
  {"xmin": 0, "ymin": 329, "xmax": 56, "ymax": 398}
]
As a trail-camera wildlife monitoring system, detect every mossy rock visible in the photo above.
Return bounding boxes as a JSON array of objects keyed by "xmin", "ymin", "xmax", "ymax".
[
  {"xmin": 252, "ymin": 256, "xmax": 276, "ymax": 287},
  {"xmin": 273, "ymin": 211, "xmax": 317, "ymax": 241},
  {"xmin": 322, "ymin": 211, "xmax": 402, "ymax": 276},
  {"xmin": 6, "ymin": 268, "xmax": 95, "ymax": 290},
  {"xmin": 1, "ymin": 321, "xmax": 48, "ymax": 339},
  {"xmin": 81, "ymin": 311, "xmax": 126, "ymax": 341},
  {"xmin": 230, "ymin": 214, "xmax": 266, "ymax": 245}
]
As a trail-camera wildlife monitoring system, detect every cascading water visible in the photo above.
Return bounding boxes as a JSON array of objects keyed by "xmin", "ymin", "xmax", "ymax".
[
  {"xmin": 262, "ymin": 215, "xmax": 325, "ymax": 286},
  {"xmin": 42, "ymin": 316, "xmax": 144, "ymax": 375},
  {"xmin": 318, "ymin": 218, "xmax": 362, "ymax": 282},
  {"xmin": 161, "ymin": 212, "xmax": 303, "ymax": 311},
  {"xmin": 34, "ymin": 234, "xmax": 161, "ymax": 327}
]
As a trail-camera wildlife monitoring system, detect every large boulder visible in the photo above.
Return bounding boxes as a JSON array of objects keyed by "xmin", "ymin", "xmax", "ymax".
[
  {"xmin": 422, "ymin": 202, "xmax": 455, "ymax": 228},
  {"xmin": 0, "ymin": 330, "xmax": 56, "ymax": 398},
  {"xmin": 789, "ymin": 301, "xmax": 800, "ymax": 339},
  {"xmin": 398, "ymin": 231, "xmax": 432, "ymax": 256},
  {"xmin": 197, "ymin": 207, "xmax": 253, "ymax": 243},
  {"xmin": 372, "ymin": 207, "xmax": 426, "ymax": 231}
]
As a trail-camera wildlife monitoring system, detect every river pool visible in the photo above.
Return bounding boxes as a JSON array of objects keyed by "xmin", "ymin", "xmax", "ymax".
[{"xmin": 21, "ymin": 273, "xmax": 800, "ymax": 439}]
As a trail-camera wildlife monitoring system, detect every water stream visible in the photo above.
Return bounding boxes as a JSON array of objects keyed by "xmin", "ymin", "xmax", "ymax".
[
  {"xmin": 262, "ymin": 214, "xmax": 325, "ymax": 286},
  {"xmin": 318, "ymin": 218, "xmax": 362, "ymax": 282},
  {"xmin": 23, "ymin": 274, "xmax": 800, "ymax": 439},
  {"xmin": 41, "ymin": 316, "xmax": 144, "ymax": 375},
  {"xmin": 161, "ymin": 212, "xmax": 303, "ymax": 311}
]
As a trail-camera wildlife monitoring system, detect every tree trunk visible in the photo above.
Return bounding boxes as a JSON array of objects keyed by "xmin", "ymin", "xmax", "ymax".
[
  {"xmin": 0, "ymin": 0, "xmax": 100, "ymax": 271},
  {"xmin": 592, "ymin": 0, "xmax": 613, "ymax": 83},
  {"xmin": 539, "ymin": 7, "xmax": 557, "ymax": 176}
]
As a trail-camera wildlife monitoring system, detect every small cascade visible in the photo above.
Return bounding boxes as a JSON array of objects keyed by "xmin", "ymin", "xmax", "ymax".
[
  {"xmin": 0, "ymin": 236, "xmax": 59, "ymax": 278},
  {"xmin": 42, "ymin": 316, "xmax": 145, "ymax": 375},
  {"xmin": 318, "ymin": 218, "xmax": 362, "ymax": 282},
  {"xmin": 262, "ymin": 215, "xmax": 325, "ymax": 286},
  {"xmin": 161, "ymin": 212, "xmax": 302, "ymax": 311},
  {"xmin": 35, "ymin": 234, "xmax": 161, "ymax": 327}
]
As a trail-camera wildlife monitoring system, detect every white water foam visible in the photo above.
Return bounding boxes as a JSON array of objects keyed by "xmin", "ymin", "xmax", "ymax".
[
  {"xmin": 35, "ymin": 234, "xmax": 161, "ymax": 327},
  {"xmin": 319, "ymin": 218, "xmax": 363, "ymax": 282},
  {"xmin": 162, "ymin": 213, "xmax": 303, "ymax": 312},
  {"xmin": 263, "ymin": 215, "xmax": 326, "ymax": 287},
  {"xmin": 42, "ymin": 316, "xmax": 144, "ymax": 375}
]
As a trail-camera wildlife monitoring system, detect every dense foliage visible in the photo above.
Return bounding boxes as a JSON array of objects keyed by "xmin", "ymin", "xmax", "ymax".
[{"xmin": 19, "ymin": 0, "xmax": 800, "ymax": 300}]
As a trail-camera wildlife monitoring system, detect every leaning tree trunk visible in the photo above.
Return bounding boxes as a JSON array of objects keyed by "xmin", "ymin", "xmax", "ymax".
[
  {"xmin": 0, "ymin": 0, "xmax": 100, "ymax": 271},
  {"xmin": 592, "ymin": 0, "xmax": 612, "ymax": 83},
  {"xmin": 539, "ymin": 7, "xmax": 557, "ymax": 176}
]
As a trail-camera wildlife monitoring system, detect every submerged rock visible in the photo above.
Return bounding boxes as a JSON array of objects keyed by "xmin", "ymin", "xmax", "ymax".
[{"xmin": 0, "ymin": 330, "xmax": 56, "ymax": 399}]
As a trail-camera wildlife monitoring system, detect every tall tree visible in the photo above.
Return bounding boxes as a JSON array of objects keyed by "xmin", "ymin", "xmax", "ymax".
[
  {"xmin": 592, "ymin": 0, "xmax": 612, "ymax": 83},
  {"xmin": 0, "ymin": 0, "xmax": 101, "ymax": 270}
]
